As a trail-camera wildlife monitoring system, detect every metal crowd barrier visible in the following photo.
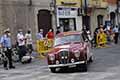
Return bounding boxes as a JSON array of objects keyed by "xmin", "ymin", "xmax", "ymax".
[
  {"xmin": 36, "ymin": 39, "xmax": 53, "ymax": 58},
  {"xmin": 96, "ymin": 32, "xmax": 107, "ymax": 48}
]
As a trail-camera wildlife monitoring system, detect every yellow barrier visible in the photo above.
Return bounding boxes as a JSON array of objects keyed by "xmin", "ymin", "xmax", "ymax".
[
  {"xmin": 36, "ymin": 39, "xmax": 53, "ymax": 58},
  {"xmin": 96, "ymin": 32, "xmax": 107, "ymax": 48}
]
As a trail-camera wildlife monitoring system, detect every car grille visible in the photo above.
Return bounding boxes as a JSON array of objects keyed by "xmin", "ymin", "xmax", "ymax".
[{"xmin": 59, "ymin": 51, "xmax": 69, "ymax": 64}]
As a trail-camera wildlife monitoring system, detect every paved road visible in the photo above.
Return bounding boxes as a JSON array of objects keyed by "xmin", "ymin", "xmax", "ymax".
[{"xmin": 0, "ymin": 43, "xmax": 120, "ymax": 80}]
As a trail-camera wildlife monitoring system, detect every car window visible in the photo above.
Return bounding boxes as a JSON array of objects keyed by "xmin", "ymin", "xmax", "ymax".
[{"xmin": 54, "ymin": 34, "xmax": 82, "ymax": 46}]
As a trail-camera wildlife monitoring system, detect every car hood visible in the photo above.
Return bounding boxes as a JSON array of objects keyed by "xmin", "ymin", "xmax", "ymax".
[{"xmin": 48, "ymin": 42, "xmax": 85, "ymax": 54}]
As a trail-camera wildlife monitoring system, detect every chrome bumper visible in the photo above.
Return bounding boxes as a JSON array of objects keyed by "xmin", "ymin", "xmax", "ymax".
[{"xmin": 48, "ymin": 61, "xmax": 85, "ymax": 68}]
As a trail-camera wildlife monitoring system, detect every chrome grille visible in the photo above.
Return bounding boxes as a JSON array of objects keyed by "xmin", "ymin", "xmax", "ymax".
[{"xmin": 59, "ymin": 51, "xmax": 69, "ymax": 64}]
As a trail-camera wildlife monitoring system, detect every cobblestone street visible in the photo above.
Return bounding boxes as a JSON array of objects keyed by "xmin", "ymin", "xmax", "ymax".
[{"xmin": 0, "ymin": 43, "xmax": 120, "ymax": 80}]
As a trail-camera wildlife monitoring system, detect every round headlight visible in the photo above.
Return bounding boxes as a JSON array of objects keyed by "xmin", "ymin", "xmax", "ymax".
[
  {"xmin": 65, "ymin": 56, "xmax": 68, "ymax": 59},
  {"xmin": 71, "ymin": 58, "xmax": 75, "ymax": 63},
  {"xmin": 74, "ymin": 51, "xmax": 80, "ymax": 58},
  {"xmin": 49, "ymin": 54, "xmax": 55, "ymax": 61},
  {"xmin": 56, "ymin": 60, "xmax": 59, "ymax": 64}
]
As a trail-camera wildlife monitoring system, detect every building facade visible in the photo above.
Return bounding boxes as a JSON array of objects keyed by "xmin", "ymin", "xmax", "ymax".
[
  {"xmin": 55, "ymin": 0, "xmax": 82, "ymax": 32},
  {"xmin": 0, "ymin": 0, "xmax": 52, "ymax": 42},
  {"xmin": 0, "ymin": 0, "xmax": 118, "ymax": 42},
  {"xmin": 85, "ymin": 0, "xmax": 117, "ymax": 34},
  {"xmin": 90, "ymin": 0, "xmax": 108, "ymax": 33},
  {"xmin": 107, "ymin": 0, "xmax": 117, "ymax": 27}
]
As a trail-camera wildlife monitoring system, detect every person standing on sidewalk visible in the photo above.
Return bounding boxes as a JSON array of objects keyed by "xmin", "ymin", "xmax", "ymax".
[
  {"xmin": 0, "ymin": 29, "xmax": 15, "ymax": 70},
  {"xmin": 25, "ymin": 29, "xmax": 33, "ymax": 54},
  {"xmin": 17, "ymin": 29, "xmax": 26, "ymax": 62},
  {"xmin": 46, "ymin": 29, "xmax": 54, "ymax": 39},
  {"xmin": 113, "ymin": 25, "xmax": 119, "ymax": 44},
  {"xmin": 82, "ymin": 25, "xmax": 88, "ymax": 41},
  {"xmin": 36, "ymin": 29, "xmax": 44, "ymax": 40},
  {"xmin": 36, "ymin": 29, "xmax": 44, "ymax": 53}
]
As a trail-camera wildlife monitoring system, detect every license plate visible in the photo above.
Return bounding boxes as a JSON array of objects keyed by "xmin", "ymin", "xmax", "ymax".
[{"xmin": 69, "ymin": 65, "xmax": 76, "ymax": 68}]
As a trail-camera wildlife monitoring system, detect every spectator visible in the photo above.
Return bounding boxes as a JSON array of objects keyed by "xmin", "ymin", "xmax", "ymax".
[
  {"xmin": 0, "ymin": 29, "xmax": 15, "ymax": 70},
  {"xmin": 36, "ymin": 29, "xmax": 44, "ymax": 53},
  {"xmin": 25, "ymin": 29, "xmax": 33, "ymax": 54},
  {"xmin": 97, "ymin": 27, "xmax": 107, "ymax": 48},
  {"xmin": 17, "ymin": 29, "xmax": 26, "ymax": 62},
  {"xmin": 113, "ymin": 25, "xmax": 119, "ymax": 44},
  {"xmin": 36, "ymin": 29, "xmax": 44, "ymax": 40},
  {"xmin": 94, "ymin": 27, "xmax": 100, "ymax": 47},
  {"xmin": 46, "ymin": 29, "xmax": 54, "ymax": 39}
]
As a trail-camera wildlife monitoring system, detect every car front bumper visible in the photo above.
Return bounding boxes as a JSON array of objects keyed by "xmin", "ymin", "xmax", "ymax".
[{"xmin": 48, "ymin": 61, "xmax": 85, "ymax": 68}]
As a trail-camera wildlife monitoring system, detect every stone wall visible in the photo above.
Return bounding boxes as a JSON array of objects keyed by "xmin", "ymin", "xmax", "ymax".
[
  {"xmin": 0, "ymin": 0, "xmax": 52, "ymax": 44},
  {"xmin": 91, "ymin": 8, "xmax": 107, "ymax": 35}
]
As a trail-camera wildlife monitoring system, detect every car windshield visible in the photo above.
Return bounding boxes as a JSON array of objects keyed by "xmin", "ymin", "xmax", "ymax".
[{"xmin": 54, "ymin": 34, "xmax": 82, "ymax": 46}]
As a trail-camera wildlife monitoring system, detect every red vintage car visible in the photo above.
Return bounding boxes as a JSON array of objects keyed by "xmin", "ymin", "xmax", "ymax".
[{"xmin": 47, "ymin": 31, "xmax": 93, "ymax": 73}]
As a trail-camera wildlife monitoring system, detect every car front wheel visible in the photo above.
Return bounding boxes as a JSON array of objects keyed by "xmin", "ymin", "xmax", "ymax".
[
  {"xmin": 89, "ymin": 56, "xmax": 94, "ymax": 63},
  {"xmin": 50, "ymin": 68, "xmax": 56, "ymax": 73},
  {"xmin": 77, "ymin": 61, "xmax": 88, "ymax": 72},
  {"xmin": 81, "ymin": 62, "xmax": 87, "ymax": 72}
]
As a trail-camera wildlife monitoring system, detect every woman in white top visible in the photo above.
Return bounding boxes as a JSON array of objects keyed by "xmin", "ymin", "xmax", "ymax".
[
  {"xmin": 25, "ymin": 30, "xmax": 33, "ymax": 53},
  {"xmin": 113, "ymin": 26, "xmax": 119, "ymax": 44},
  {"xmin": 17, "ymin": 29, "xmax": 27, "ymax": 62}
]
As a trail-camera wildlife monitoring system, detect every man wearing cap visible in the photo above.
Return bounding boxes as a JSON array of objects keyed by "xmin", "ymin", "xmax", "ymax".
[{"xmin": 0, "ymin": 29, "xmax": 15, "ymax": 70}]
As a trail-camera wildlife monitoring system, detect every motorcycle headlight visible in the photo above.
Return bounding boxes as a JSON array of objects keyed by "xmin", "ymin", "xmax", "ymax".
[
  {"xmin": 74, "ymin": 51, "xmax": 80, "ymax": 58},
  {"xmin": 49, "ymin": 54, "xmax": 55, "ymax": 61}
]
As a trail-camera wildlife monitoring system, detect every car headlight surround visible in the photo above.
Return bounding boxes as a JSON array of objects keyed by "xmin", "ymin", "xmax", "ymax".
[{"xmin": 49, "ymin": 54, "xmax": 55, "ymax": 61}]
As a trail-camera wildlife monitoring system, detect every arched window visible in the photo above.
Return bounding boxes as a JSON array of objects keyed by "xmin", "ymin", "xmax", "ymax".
[
  {"xmin": 97, "ymin": 15, "xmax": 103, "ymax": 27},
  {"xmin": 110, "ymin": 12, "xmax": 116, "ymax": 27}
]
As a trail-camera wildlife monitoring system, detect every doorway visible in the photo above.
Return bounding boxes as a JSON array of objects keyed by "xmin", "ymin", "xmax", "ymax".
[
  {"xmin": 37, "ymin": 10, "xmax": 52, "ymax": 37},
  {"xmin": 97, "ymin": 15, "xmax": 104, "ymax": 27},
  {"xmin": 59, "ymin": 18, "xmax": 76, "ymax": 32},
  {"xmin": 110, "ymin": 12, "xmax": 116, "ymax": 27}
]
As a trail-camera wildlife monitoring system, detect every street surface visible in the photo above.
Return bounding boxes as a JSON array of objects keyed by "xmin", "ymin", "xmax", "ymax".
[{"xmin": 0, "ymin": 43, "xmax": 120, "ymax": 80}]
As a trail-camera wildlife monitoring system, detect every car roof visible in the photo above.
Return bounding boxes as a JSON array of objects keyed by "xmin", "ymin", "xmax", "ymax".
[{"xmin": 56, "ymin": 31, "xmax": 82, "ymax": 38}]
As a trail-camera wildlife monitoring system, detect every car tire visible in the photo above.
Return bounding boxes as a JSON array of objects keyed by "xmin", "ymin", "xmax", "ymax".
[
  {"xmin": 50, "ymin": 68, "xmax": 56, "ymax": 73},
  {"xmin": 77, "ymin": 61, "xmax": 87, "ymax": 72},
  {"xmin": 89, "ymin": 56, "xmax": 93, "ymax": 63},
  {"xmin": 81, "ymin": 62, "xmax": 88, "ymax": 72}
]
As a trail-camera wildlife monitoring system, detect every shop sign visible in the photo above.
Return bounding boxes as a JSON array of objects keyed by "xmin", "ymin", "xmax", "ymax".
[
  {"xmin": 57, "ymin": 7, "xmax": 77, "ymax": 17},
  {"xmin": 56, "ymin": 0, "xmax": 81, "ymax": 7}
]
